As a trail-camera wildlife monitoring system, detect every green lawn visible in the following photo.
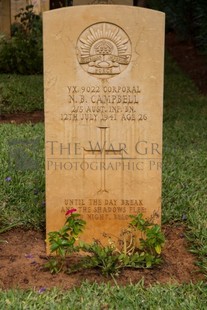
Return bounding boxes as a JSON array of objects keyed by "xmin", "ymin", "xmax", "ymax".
[
  {"xmin": 0, "ymin": 281, "xmax": 207, "ymax": 309},
  {"xmin": 0, "ymin": 123, "xmax": 45, "ymax": 230},
  {"xmin": 0, "ymin": 74, "xmax": 43, "ymax": 114},
  {"xmin": 0, "ymin": 54, "xmax": 207, "ymax": 307},
  {"xmin": 162, "ymin": 54, "xmax": 207, "ymax": 274}
]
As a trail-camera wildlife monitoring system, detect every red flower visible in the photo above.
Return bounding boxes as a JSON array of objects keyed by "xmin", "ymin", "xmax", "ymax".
[{"xmin": 65, "ymin": 208, "xmax": 77, "ymax": 216}]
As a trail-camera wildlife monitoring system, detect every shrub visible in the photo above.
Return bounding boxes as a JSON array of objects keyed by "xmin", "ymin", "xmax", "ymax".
[
  {"xmin": 0, "ymin": 5, "xmax": 43, "ymax": 74},
  {"xmin": 149, "ymin": 0, "xmax": 207, "ymax": 53}
]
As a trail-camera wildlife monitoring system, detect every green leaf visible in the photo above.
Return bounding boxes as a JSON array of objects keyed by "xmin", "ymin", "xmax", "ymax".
[
  {"xmin": 50, "ymin": 242, "xmax": 60, "ymax": 252},
  {"xmin": 155, "ymin": 244, "xmax": 162, "ymax": 254},
  {"xmin": 146, "ymin": 260, "xmax": 152, "ymax": 268}
]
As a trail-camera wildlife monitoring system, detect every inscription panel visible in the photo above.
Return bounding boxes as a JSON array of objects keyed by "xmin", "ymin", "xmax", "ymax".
[
  {"xmin": 62, "ymin": 84, "xmax": 141, "ymax": 122},
  {"xmin": 44, "ymin": 6, "xmax": 165, "ymax": 251}
]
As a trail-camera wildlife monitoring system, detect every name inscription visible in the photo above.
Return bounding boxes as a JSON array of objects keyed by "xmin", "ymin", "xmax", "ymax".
[{"xmin": 60, "ymin": 84, "xmax": 145, "ymax": 122}]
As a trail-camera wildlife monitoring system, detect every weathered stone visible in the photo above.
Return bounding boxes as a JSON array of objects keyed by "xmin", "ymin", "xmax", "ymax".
[
  {"xmin": 0, "ymin": 0, "xmax": 11, "ymax": 36},
  {"xmin": 44, "ymin": 6, "xmax": 165, "ymax": 252}
]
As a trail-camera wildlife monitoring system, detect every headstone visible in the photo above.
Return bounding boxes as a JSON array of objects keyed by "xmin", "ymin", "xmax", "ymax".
[
  {"xmin": 30, "ymin": 0, "xmax": 50, "ymax": 14},
  {"xmin": 73, "ymin": 0, "xmax": 133, "ymax": 5},
  {"xmin": 44, "ymin": 6, "xmax": 165, "ymax": 252},
  {"xmin": 0, "ymin": 0, "xmax": 11, "ymax": 36},
  {"xmin": 11, "ymin": 0, "xmax": 26, "ymax": 23},
  {"xmin": 10, "ymin": 0, "xmax": 49, "ymax": 23}
]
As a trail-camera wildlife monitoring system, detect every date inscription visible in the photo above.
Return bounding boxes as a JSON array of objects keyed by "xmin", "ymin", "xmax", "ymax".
[{"xmin": 60, "ymin": 84, "xmax": 147, "ymax": 122}]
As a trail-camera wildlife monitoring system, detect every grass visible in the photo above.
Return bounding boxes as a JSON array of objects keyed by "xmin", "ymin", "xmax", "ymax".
[
  {"xmin": 162, "ymin": 55, "xmax": 207, "ymax": 223},
  {"xmin": 0, "ymin": 53, "xmax": 207, "ymax": 306},
  {"xmin": 0, "ymin": 74, "xmax": 43, "ymax": 114},
  {"xmin": 0, "ymin": 281, "xmax": 207, "ymax": 309},
  {"xmin": 162, "ymin": 54, "xmax": 207, "ymax": 273},
  {"xmin": 0, "ymin": 124, "xmax": 45, "ymax": 230}
]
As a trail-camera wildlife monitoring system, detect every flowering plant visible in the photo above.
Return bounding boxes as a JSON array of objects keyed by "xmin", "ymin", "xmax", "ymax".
[
  {"xmin": 46, "ymin": 210, "xmax": 165, "ymax": 276},
  {"xmin": 45, "ymin": 209, "xmax": 86, "ymax": 273}
]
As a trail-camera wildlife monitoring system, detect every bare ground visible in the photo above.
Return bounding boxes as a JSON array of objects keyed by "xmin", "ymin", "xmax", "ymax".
[{"xmin": 0, "ymin": 225, "xmax": 204, "ymax": 290}]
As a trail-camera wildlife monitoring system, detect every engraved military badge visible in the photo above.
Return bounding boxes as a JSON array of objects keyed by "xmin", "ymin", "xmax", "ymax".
[{"xmin": 76, "ymin": 22, "xmax": 131, "ymax": 79}]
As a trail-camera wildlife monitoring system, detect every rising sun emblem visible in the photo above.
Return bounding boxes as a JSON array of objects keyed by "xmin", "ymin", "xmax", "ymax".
[{"xmin": 76, "ymin": 22, "xmax": 131, "ymax": 79}]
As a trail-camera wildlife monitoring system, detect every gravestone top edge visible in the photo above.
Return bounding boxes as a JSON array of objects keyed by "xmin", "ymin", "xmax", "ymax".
[{"xmin": 43, "ymin": 6, "xmax": 165, "ymax": 18}]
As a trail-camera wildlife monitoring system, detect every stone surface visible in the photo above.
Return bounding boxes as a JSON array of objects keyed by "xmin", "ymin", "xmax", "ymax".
[
  {"xmin": 73, "ymin": 0, "xmax": 133, "ymax": 5},
  {"xmin": 44, "ymin": 6, "xmax": 165, "ymax": 252},
  {"xmin": 0, "ymin": 0, "xmax": 49, "ymax": 36},
  {"xmin": 0, "ymin": 0, "xmax": 11, "ymax": 36},
  {"xmin": 10, "ymin": 1, "xmax": 49, "ymax": 23},
  {"xmin": 10, "ymin": 0, "xmax": 25, "ymax": 23}
]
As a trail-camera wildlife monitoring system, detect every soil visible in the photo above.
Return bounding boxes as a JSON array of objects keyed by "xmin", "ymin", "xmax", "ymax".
[
  {"xmin": 0, "ymin": 110, "xmax": 44, "ymax": 124},
  {"xmin": 0, "ymin": 32, "xmax": 206, "ymax": 290},
  {"xmin": 0, "ymin": 225, "xmax": 204, "ymax": 290}
]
